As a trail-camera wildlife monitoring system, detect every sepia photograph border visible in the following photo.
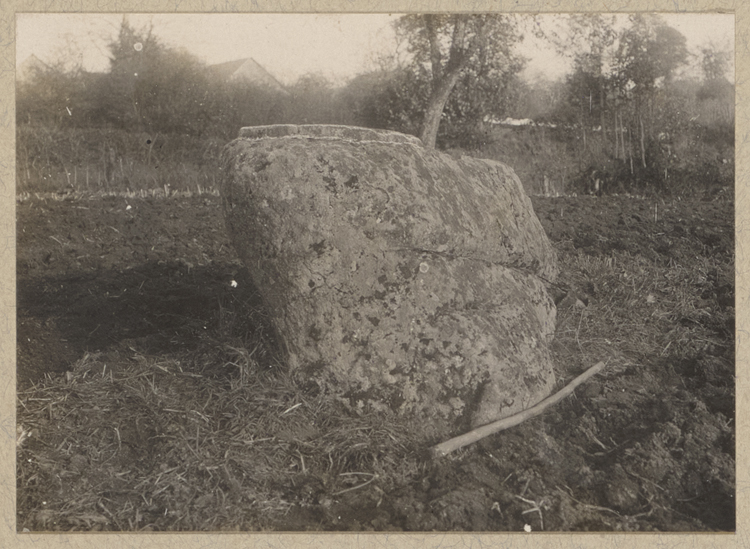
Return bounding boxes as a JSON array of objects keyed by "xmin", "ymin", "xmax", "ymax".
[{"xmin": 1, "ymin": 0, "xmax": 745, "ymax": 547}]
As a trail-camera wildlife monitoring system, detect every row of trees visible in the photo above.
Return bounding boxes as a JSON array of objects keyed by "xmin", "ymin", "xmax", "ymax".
[
  {"xmin": 534, "ymin": 14, "xmax": 733, "ymax": 192},
  {"xmin": 18, "ymin": 14, "xmax": 733, "ymax": 194},
  {"xmin": 17, "ymin": 15, "xmax": 527, "ymax": 146}
]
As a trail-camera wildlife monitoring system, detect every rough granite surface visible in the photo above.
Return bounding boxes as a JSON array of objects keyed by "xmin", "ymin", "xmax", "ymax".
[{"xmin": 220, "ymin": 125, "xmax": 558, "ymax": 437}]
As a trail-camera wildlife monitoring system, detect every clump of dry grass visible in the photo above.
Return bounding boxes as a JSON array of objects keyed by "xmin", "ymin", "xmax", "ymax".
[
  {"xmin": 18, "ymin": 241, "xmax": 733, "ymax": 530},
  {"xmin": 17, "ymin": 340, "xmax": 421, "ymax": 531},
  {"xmin": 17, "ymin": 192, "xmax": 735, "ymax": 532},
  {"xmin": 552, "ymin": 246, "xmax": 732, "ymax": 378},
  {"xmin": 553, "ymin": 240, "xmax": 734, "ymax": 424}
]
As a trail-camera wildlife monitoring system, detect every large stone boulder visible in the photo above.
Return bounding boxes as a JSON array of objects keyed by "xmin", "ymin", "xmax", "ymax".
[{"xmin": 219, "ymin": 125, "xmax": 558, "ymax": 438}]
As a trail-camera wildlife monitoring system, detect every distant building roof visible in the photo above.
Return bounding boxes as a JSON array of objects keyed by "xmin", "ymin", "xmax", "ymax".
[{"xmin": 209, "ymin": 58, "xmax": 287, "ymax": 94}]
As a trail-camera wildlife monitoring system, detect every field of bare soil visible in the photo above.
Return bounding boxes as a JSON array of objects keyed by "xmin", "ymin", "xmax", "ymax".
[{"xmin": 16, "ymin": 190, "xmax": 734, "ymax": 532}]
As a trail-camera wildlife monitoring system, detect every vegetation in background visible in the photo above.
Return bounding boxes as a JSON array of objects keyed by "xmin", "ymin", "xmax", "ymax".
[
  {"xmin": 16, "ymin": 14, "xmax": 734, "ymax": 196},
  {"xmin": 538, "ymin": 14, "xmax": 733, "ymax": 195}
]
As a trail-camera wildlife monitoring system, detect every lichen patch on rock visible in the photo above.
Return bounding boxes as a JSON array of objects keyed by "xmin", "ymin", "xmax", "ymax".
[{"xmin": 220, "ymin": 125, "xmax": 558, "ymax": 437}]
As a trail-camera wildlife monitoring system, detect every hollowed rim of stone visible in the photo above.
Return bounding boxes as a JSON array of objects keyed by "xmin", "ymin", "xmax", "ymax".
[{"xmin": 238, "ymin": 124, "xmax": 424, "ymax": 146}]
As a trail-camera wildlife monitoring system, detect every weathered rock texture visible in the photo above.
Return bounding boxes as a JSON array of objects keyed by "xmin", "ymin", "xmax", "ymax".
[{"xmin": 220, "ymin": 125, "xmax": 558, "ymax": 437}]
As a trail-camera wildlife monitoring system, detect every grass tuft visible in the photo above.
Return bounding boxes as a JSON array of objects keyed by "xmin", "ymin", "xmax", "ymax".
[{"xmin": 17, "ymin": 332, "xmax": 422, "ymax": 531}]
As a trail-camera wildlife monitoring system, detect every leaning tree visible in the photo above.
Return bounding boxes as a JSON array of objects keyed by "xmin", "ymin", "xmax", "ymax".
[{"xmin": 395, "ymin": 14, "xmax": 524, "ymax": 148}]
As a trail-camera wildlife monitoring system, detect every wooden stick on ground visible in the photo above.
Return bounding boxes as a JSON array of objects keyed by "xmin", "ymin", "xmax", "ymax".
[{"xmin": 430, "ymin": 361, "xmax": 607, "ymax": 458}]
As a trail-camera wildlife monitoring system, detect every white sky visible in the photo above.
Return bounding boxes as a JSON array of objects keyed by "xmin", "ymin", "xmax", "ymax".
[{"xmin": 16, "ymin": 13, "xmax": 735, "ymax": 85}]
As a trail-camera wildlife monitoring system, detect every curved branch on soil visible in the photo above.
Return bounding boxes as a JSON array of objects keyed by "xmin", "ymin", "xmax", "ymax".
[{"xmin": 430, "ymin": 361, "xmax": 607, "ymax": 458}]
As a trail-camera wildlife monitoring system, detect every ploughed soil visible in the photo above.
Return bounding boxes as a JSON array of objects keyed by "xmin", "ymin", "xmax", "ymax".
[{"xmin": 16, "ymin": 191, "xmax": 734, "ymax": 532}]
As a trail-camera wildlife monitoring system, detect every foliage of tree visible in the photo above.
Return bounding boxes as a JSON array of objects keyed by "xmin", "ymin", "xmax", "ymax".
[
  {"xmin": 700, "ymin": 42, "xmax": 731, "ymax": 82},
  {"xmin": 97, "ymin": 17, "xmax": 215, "ymax": 135},
  {"xmin": 508, "ymin": 75, "xmax": 567, "ymax": 123},
  {"xmin": 531, "ymin": 13, "xmax": 733, "ymax": 195},
  {"xmin": 16, "ymin": 56, "xmax": 95, "ymax": 128},
  {"xmin": 695, "ymin": 42, "xmax": 734, "ymax": 131},
  {"xmin": 544, "ymin": 14, "xmax": 720, "ymax": 192},
  {"xmin": 279, "ymin": 74, "xmax": 351, "ymax": 126},
  {"xmin": 613, "ymin": 15, "xmax": 688, "ymax": 177},
  {"xmin": 615, "ymin": 15, "xmax": 688, "ymax": 91},
  {"xmin": 394, "ymin": 14, "xmax": 525, "ymax": 148},
  {"xmin": 339, "ymin": 67, "xmax": 431, "ymax": 137},
  {"xmin": 202, "ymin": 81, "xmax": 284, "ymax": 140},
  {"xmin": 539, "ymin": 15, "xmax": 617, "ymax": 157}
]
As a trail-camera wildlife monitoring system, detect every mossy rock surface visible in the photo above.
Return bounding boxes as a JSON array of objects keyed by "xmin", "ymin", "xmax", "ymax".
[{"xmin": 220, "ymin": 124, "xmax": 558, "ymax": 437}]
